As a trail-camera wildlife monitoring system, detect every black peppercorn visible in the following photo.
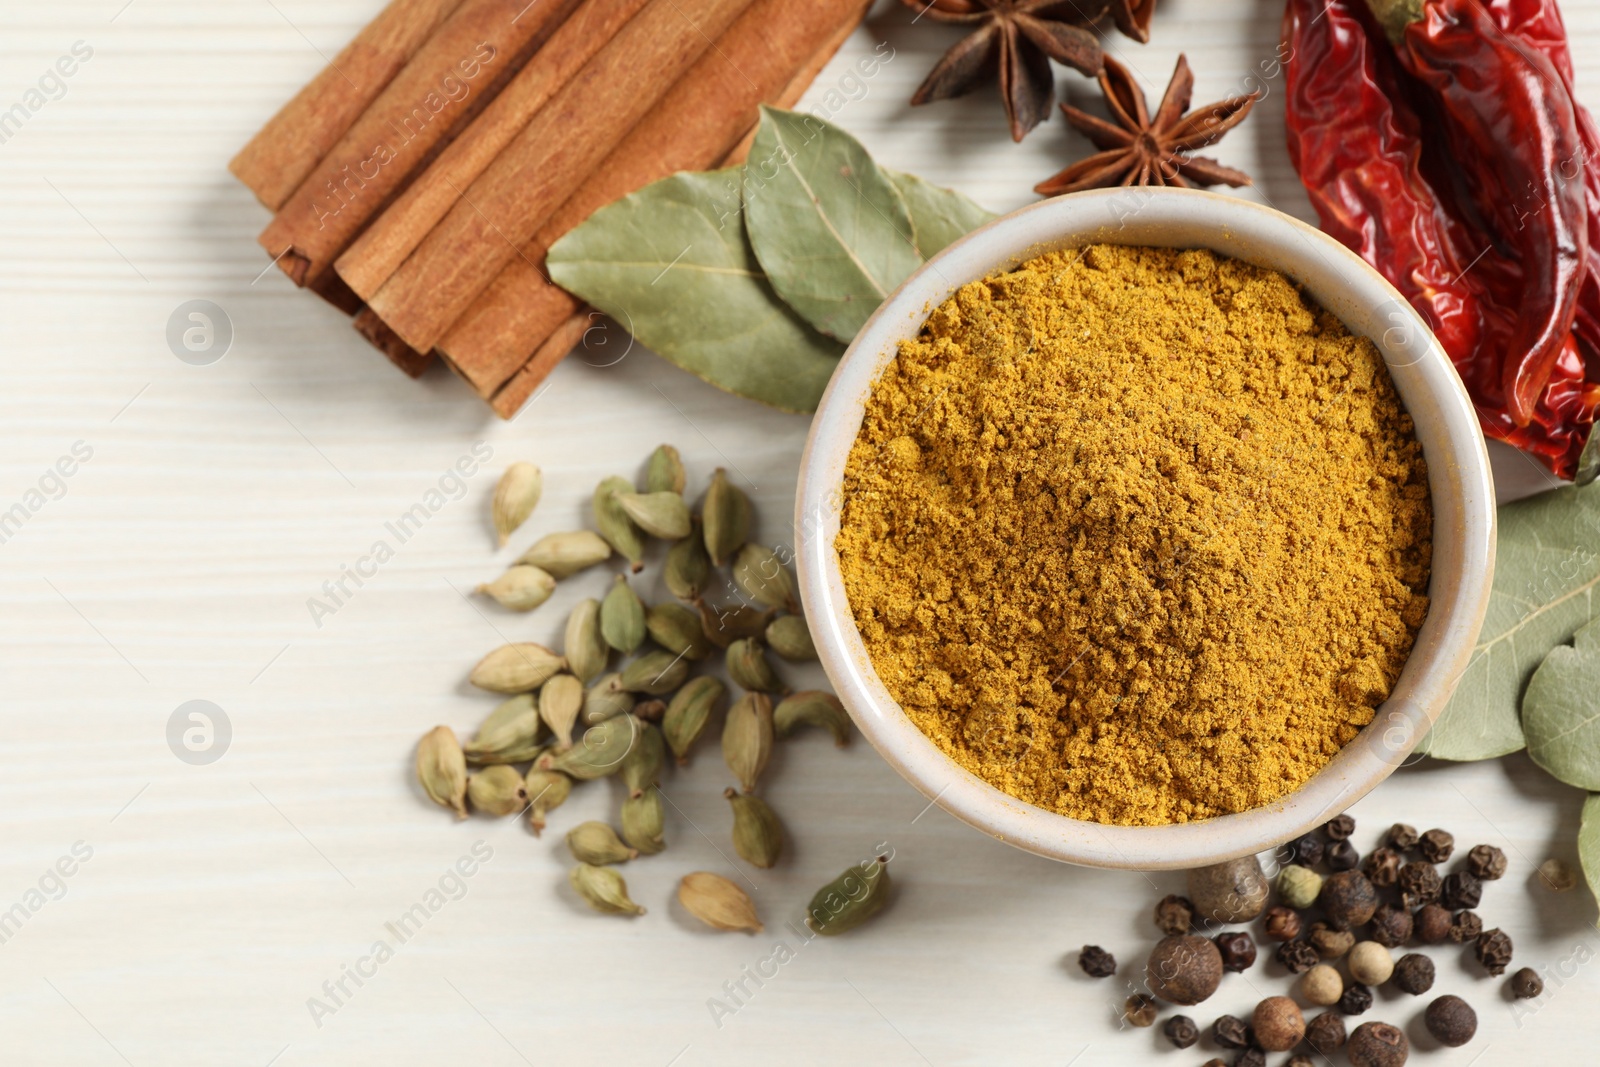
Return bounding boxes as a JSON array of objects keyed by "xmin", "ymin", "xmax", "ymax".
[
  {"xmin": 1424, "ymin": 994, "xmax": 1477, "ymax": 1047},
  {"xmin": 1398, "ymin": 860, "xmax": 1441, "ymax": 906},
  {"xmin": 1325, "ymin": 813, "xmax": 1356, "ymax": 840},
  {"xmin": 1264, "ymin": 905, "xmax": 1301, "ymax": 942},
  {"xmin": 1215, "ymin": 931, "xmax": 1257, "ymax": 973},
  {"xmin": 1154, "ymin": 893, "xmax": 1194, "ymax": 935},
  {"xmin": 1475, "ymin": 927, "xmax": 1514, "ymax": 976},
  {"xmin": 1368, "ymin": 903, "xmax": 1412, "ymax": 948},
  {"xmin": 1212, "ymin": 1014, "xmax": 1252, "ymax": 1049},
  {"xmin": 1510, "ymin": 967, "xmax": 1543, "ymax": 999},
  {"xmin": 1285, "ymin": 1056, "xmax": 1314, "ymax": 1067},
  {"xmin": 1305, "ymin": 1010, "xmax": 1347, "ymax": 1053},
  {"xmin": 1419, "ymin": 827, "xmax": 1454, "ymax": 863},
  {"xmin": 1348, "ymin": 1021, "xmax": 1409, "ymax": 1067},
  {"xmin": 1123, "ymin": 993, "xmax": 1158, "ymax": 1027},
  {"xmin": 1201, "ymin": 1061, "xmax": 1226, "ymax": 1067},
  {"xmin": 1233, "ymin": 1050, "xmax": 1266, "ymax": 1067},
  {"xmin": 1319, "ymin": 869, "xmax": 1379, "ymax": 929},
  {"xmin": 1392, "ymin": 952, "xmax": 1435, "ymax": 995},
  {"xmin": 1414, "ymin": 902, "xmax": 1452, "ymax": 944},
  {"xmin": 1338, "ymin": 983, "xmax": 1373, "ymax": 1015},
  {"xmin": 1289, "ymin": 832, "xmax": 1325, "ymax": 867},
  {"xmin": 1361, "ymin": 846, "xmax": 1401, "ymax": 887},
  {"xmin": 1276, "ymin": 938, "xmax": 1320, "ymax": 974},
  {"xmin": 1441, "ymin": 870, "xmax": 1483, "ymax": 910},
  {"xmin": 1450, "ymin": 909, "xmax": 1484, "ymax": 944},
  {"xmin": 1326, "ymin": 839, "xmax": 1360, "ymax": 871},
  {"xmin": 1387, "ymin": 822, "xmax": 1419, "ymax": 851},
  {"xmin": 1467, "ymin": 843, "xmax": 1507, "ymax": 880},
  {"xmin": 1162, "ymin": 1014, "xmax": 1199, "ymax": 1048},
  {"xmin": 1078, "ymin": 945, "xmax": 1116, "ymax": 977}
]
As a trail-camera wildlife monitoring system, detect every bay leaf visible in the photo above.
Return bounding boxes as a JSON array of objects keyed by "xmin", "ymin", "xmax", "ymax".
[
  {"xmin": 547, "ymin": 168, "xmax": 842, "ymax": 413},
  {"xmin": 1421, "ymin": 483, "xmax": 1600, "ymax": 761},
  {"xmin": 1524, "ymin": 618, "xmax": 1600, "ymax": 788},
  {"xmin": 884, "ymin": 167, "xmax": 997, "ymax": 259},
  {"xmin": 1580, "ymin": 793, "xmax": 1600, "ymax": 912},
  {"xmin": 744, "ymin": 106, "xmax": 923, "ymax": 341}
]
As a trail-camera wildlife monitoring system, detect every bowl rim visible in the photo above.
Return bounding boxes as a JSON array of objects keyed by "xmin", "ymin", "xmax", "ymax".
[{"xmin": 793, "ymin": 187, "xmax": 1496, "ymax": 870}]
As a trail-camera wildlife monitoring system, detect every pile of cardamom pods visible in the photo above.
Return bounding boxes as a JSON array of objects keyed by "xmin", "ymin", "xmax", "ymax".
[{"xmin": 413, "ymin": 445, "xmax": 890, "ymax": 935}]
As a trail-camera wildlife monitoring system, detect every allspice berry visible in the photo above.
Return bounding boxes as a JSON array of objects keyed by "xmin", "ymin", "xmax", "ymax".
[
  {"xmin": 1300, "ymin": 963, "xmax": 1343, "ymax": 1006},
  {"xmin": 1154, "ymin": 893, "xmax": 1195, "ymax": 935},
  {"xmin": 1215, "ymin": 931, "xmax": 1257, "ymax": 973},
  {"xmin": 1276, "ymin": 865, "xmax": 1322, "ymax": 910},
  {"xmin": 1392, "ymin": 953, "xmax": 1435, "ymax": 995},
  {"xmin": 1424, "ymin": 994, "xmax": 1477, "ymax": 1047},
  {"xmin": 1510, "ymin": 967, "xmax": 1543, "ymax": 999},
  {"xmin": 1319, "ymin": 869, "xmax": 1379, "ymax": 929},
  {"xmin": 1162, "ymin": 1014, "xmax": 1199, "ymax": 1049},
  {"xmin": 1264, "ymin": 905, "xmax": 1301, "ymax": 942},
  {"xmin": 1467, "ymin": 843, "xmax": 1507, "ymax": 880},
  {"xmin": 1368, "ymin": 903, "xmax": 1412, "ymax": 948},
  {"xmin": 1348, "ymin": 941, "xmax": 1395, "ymax": 985},
  {"xmin": 1251, "ymin": 995, "xmax": 1305, "ymax": 1052},
  {"xmin": 1419, "ymin": 828, "xmax": 1454, "ymax": 864},
  {"xmin": 1414, "ymin": 903, "xmax": 1452, "ymax": 944},
  {"xmin": 1306, "ymin": 1010, "xmax": 1347, "ymax": 1053},
  {"xmin": 1309, "ymin": 921, "xmax": 1355, "ymax": 959},
  {"xmin": 1348, "ymin": 1021, "xmax": 1409, "ymax": 1067},
  {"xmin": 1186, "ymin": 856, "xmax": 1269, "ymax": 923},
  {"xmin": 1146, "ymin": 934, "xmax": 1223, "ymax": 1005}
]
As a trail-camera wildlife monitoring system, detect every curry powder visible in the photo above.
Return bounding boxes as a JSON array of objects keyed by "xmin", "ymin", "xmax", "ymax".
[{"xmin": 836, "ymin": 245, "xmax": 1432, "ymax": 825}]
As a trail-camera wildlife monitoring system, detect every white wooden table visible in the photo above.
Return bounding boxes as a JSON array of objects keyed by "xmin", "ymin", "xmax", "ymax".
[{"xmin": 1, "ymin": 1, "xmax": 1596, "ymax": 1063}]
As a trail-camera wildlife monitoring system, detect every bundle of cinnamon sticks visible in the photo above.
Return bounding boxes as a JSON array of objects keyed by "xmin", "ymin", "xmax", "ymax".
[{"xmin": 232, "ymin": 0, "xmax": 871, "ymax": 416}]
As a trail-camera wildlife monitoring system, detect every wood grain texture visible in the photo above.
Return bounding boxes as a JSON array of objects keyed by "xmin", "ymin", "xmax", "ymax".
[{"xmin": 0, "ymin": 1, "xmax": 1598, "ymax": 1064}]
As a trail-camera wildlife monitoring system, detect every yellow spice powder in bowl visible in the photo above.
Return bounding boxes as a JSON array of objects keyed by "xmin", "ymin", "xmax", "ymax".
[{"xmin": 834, "ymin": 243, "xmax": 1433, "ymax": 826}]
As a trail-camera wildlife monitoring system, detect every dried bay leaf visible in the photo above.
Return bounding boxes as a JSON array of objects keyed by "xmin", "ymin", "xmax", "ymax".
[
  {"xmin": 1579, "ymin": 793, "xmax": 1600, "ymax": 912},
  {"xmin": 744, "ymin": 106, "xmax": 923, "ymax": 341},
  {"xmin": 1524, "ymin": 618, "xmax": 1600, "ymax": 788},
  {"xmin": 884, "ymin": 168, "xmax": 997, "ymax": 259},
  {"xmin": 547, "ymin": 168, "xmax": 842, "ymax": 413},
  {"xmin": 1421, "ymin": 483, "xmax": 1600, "ymax": 761}
]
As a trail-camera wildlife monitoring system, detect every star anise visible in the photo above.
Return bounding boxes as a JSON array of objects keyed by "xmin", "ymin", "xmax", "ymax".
[
  {"xmin": 1034, "ymin": 54, "xmax": 1258, "ymax": 195},
  {"xmin": 901, "ymin": 0, "xmax": 1107, "ymax": 142}
]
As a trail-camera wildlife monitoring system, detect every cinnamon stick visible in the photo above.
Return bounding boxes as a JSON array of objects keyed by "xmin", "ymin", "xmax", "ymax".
[
  {"xmin": 365, "ymin": 0, "xmax": 759, "ymax": 354},
  {"xmin": 444, "ymin": 0, "xmax": 872, "ymax": 402},
  {"xmin": 334, "ymin": 0, "xmax": 654, "ymax": 300},
  {"xmin": 486, "ymin": 311, "xmax": 593, "ymax": 416},
  {"xmin": 230, "ymin": 0, "xmax": 465, "ymax": 211},
  {"xmin": 258, "ymin": 0, "xmax": 581, "ymax": 289}
]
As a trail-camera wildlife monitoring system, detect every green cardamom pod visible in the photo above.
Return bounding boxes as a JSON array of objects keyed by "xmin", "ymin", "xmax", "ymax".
[
  {"xmin": 466, "ymin": 764, "xmax": 528, "ymax": 817},
  {"xmin": 621, "ymin": 785, "xmax": 666, "ymax": 855},
  {"xmin": 646, "ymin": 601, "xmax": 711, "ymax": 660},
  {"xmin": 731, "ymin": 543, "xmax": 799, "ymax": 612},
  {"xmin": 538, "ymin": 674, "xmax": 584, "ymax": 750},
  {"xmin": 475, "ymin": 564, "xmax": 557, "ymax": 611},
  {"xmin": 725, "ymin": 788, "xmax": 782, "ymax": 869},
  {"xmin": 645, "ymin": 444, "xmax": 686, "ymax": 494},
  {"xmin": 492, "ymin": 462, "xmax": 542, "ymax": 546},
  {"xmin": 806, "ymin": 856, "xmax": 892, "ymax": 936},
  {"xmin": 620, "ymin": 722, "xmax": 666, "ymax": 797},
  {"xmin": 416, "ymin": 725, "xmax": 468, "ymax": 818},
  {"xmin": 523, "ymin": 768, "xmax": 571, "ymax": 836},
  {"xmin": 563, "ymin": 598, "xmax": 609, "ymax": 684},
  {"xmin": 765, "ymin": 614, "xmax": 817, "ymax": 662},
  {"xmin": 517, "ymin": 530, "xmax": 611, "ymax": 579},
  {"xmin": 663, "ymin": 676, "xmax": 726, "ymax": 765},
  {"xmin": 664, "ymin": 521, "xmax": 710, "ymax": 601},
  {"xmin": 567, "ymin": 821, "xmax": 637, "ymax": 865},
  {"xmin": 701, "ymin": 467, "xmax": 751, "ymax": 566},
  {"xmin": 600, "ymin": 575, "xmax": 646, "ymax": 653},
  {"xmin": 463, "ymin": 693, "xmax": 546, "ymax": 764},
  {"xmin": 726, "ymin": 637, "xmax": 784, "ymax": 694},
  {"xmin": 722, "ymin": 692, "xmax": 774, "ymax": 793},
  {"xmin": 569, "ymin": 862, "xmax": 645, "ymax": 916},
  {"xmin": 582, "ymin": 673, "xmax": 635, "ymax": 725},
  {"xmin": 617, "ymin": 491, "xmax": 691, "ymax": 540},
  {"xmin": 774, "ymin": 691, "xmax": 851, "ymax": 747},
  {"xmin": 678, "ymin": 872, "xmax": 762, "ymax": 933},
  {"xmin": 539, "ymin": 714, "xmax": 640, "ymax": 780},
  {"xmin": 617, "ymin": 650, "xmax": 690, "ymax": 696},
  {"xmin": 593, "ymin": 475, "xmax": 645, "ymax": 570},
  {"xmin": 697, "ymin": 600, "xmax": 775, "ymax": 650},
  {"xmin": 469, "ymin": 642, "xmax": 565, "ymax": 694}
]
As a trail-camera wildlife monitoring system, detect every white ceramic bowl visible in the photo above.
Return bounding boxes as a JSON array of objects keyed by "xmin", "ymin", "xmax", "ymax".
[{"xmin": 795, "ymin": 188, "xmax": 1496, "ymax": 870}]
